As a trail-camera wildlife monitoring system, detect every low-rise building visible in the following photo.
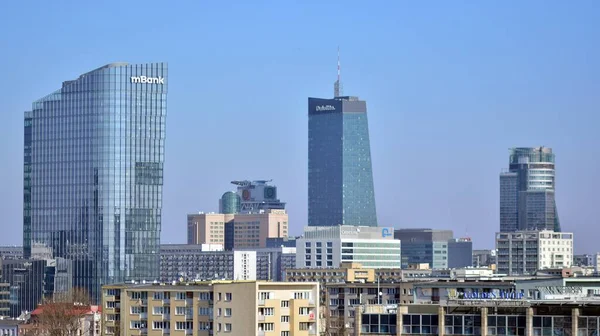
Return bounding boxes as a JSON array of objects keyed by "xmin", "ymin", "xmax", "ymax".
[
  {"xmin": 102, "ymin": 280, "xmax": 319, "ymax": 336},
  {"xmin": 355, "ymin": 300, "xmax": 600, "ymax": 336},
  {"xmin": 0, "ymin": 318, "xmax": 20, "ymax": 335},
  {"xmin": 160, "ymin": 245, "xmax": 294, "ymax": 282},
  {"xmin": 496, "ymin": 230, "xmax": 573, "ymax": 275},
  {"xmin": 296, "ymin": 226, "xmax": 401, "ymax": 269}
]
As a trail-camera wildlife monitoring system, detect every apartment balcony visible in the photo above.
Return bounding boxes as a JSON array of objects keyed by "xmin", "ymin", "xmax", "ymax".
[
  {"xmin": 185, "ymin": 299, "xmax": 194, "ymax": 306},
  {"xmin": 162, "ymin": 314, "xmax": 171, "ymax": 320},
  {"xmin": 258, "ymin": 315, "xmax": 265, "ymax": 321},
  {"xmin": 258, "ymin": 299, "xmax": 265, "ymax": 306},
  {"xmin": 163, "ymin": 299, "xmax": 170, "ymax": 305},
  {"xmin": 258, "ymin": 331, "xmax": 265, "ymax": 336},
  {"xmin": 309, "ymin": 329, "xmax": 317, "ymax": 335}
]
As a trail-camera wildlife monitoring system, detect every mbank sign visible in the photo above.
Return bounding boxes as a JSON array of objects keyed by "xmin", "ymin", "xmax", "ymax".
[{"xmin": 131, "ymin": 76, "xmax": 165, "ymax": 84}]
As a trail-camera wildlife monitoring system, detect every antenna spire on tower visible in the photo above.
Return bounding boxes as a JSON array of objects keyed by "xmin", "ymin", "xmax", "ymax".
[{"xmin": 334, "ymin": 46, "xmax": 343, "ymax": 97}]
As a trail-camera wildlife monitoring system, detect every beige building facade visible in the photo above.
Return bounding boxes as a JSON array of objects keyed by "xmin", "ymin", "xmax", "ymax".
[
  {"xmin": 102, "ymin": 280, "xmax": 319, "ymax": 336},
  {"xmin": 187, "ymin": 210, "xmax": 288, "ymax": 249}
]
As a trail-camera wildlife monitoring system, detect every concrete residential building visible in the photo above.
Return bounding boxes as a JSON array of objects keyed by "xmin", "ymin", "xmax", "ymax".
[
  {"xmin": 24, "ymin": 63, "xmax": 168, "ymax": 302},
  {"xmin": 500, "ymin": 147, "xmax": 561, "ymax": 233},
  {"xmin": 296, "ymin": 226, "xmax": 400, "ymax": 269},
  {"xmin": 393, "ymin": 229, "xmax": 453, "ymax": 269},
  {"xmin": 102, "ymin": 280, "xmax": 320, "ymax": 336},
  {"xmin": 187, "ymin": 210, "xmax": 288, "ymax": 250},
  {"xmin": 160, "ymin": 245, "xmax": 295, "ymax": 282},
  {"xmin": 308, "ymin": 95, "xmax": 377, "ymax": 227},
  {"xmin": 496, "ymin": 230, "xmax": 573, "ymax": 275}
]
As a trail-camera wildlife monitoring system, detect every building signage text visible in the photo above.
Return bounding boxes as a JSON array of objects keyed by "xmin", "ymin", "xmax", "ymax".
[
  {"xmin": 535, "ymin": 286, "xmax": 583, "ymax": 295},
  {"xmin": 382, "ymin": 228, "xmax": 392, "ymax": 238},
  {"xmin": 131, "ymin": 76, "xmax": 165, "ymax": 84},
  {"xmin": 316, "ymin": 105, "xmax": 335, "ymax": 111},
  {"xmin": 448, "ymin": 289, "xmax": 525, "ymax": 300}
]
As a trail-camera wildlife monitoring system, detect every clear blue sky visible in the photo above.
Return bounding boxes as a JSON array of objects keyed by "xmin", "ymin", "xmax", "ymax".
[{"xmin": 1, "ymin": 1, "xmax": 598, "ymax": 252}]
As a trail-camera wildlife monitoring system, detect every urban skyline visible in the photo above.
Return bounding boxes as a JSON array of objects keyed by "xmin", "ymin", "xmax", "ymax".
[{"xmin": 0, "ymin": 2, "xmax": 598, "ymax": 253}]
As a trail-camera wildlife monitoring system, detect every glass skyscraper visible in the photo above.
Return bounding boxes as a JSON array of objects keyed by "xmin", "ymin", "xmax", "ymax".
[
  {"xmin": 23, "ymin": 63, "xmax": 168, "ymax": 302},
  {"xmin": 307, "ymin": 96, "xmax": 377, "ymax": 227},
  {"xmin": 499, "ymin": 147, "xmax": 561, "ymax": 233}
]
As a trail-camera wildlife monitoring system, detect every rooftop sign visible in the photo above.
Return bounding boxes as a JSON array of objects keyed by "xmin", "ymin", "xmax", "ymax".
[{"xmin": 131, "ymin": 76, "xmax": 165, "ymax": 84}]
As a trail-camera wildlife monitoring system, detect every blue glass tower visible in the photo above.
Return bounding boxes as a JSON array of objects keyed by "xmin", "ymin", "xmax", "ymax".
[
  {"xmin": 23, "ymin": 63, "xmax": 168, "ymax": 302},
  {"xmin": 308, "ymin": 96, "xmax": 377, "ymax": 227}
]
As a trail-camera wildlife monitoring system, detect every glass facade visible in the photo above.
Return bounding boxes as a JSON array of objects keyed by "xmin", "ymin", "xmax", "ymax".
[
  {"xmin": 308, "ymin": 97, "xmax": 377, "ymax": 227},
  {"xmin": 500, "ymin": 147, "xmax": 561, "ymax": 232},
  {"xmin": 23, "ymin": 63, "xmax": 168, "ymax": 303},
  {"xmin": 220, "ymin": 191, "xmax": 240, "ymax": 214}
]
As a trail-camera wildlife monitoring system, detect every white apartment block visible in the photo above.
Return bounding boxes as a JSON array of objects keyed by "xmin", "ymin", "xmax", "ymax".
[
  {"xmin": 496, "ymin": 230, "xmax": 573, "ymax": 276},
  {"xmin": 296, "ymin": 225, "xmax": 401, "ymax": 269}
]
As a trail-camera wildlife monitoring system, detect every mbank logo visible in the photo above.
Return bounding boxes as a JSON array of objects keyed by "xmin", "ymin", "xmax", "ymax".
[
  {"xmin": 316, "ymin": 105, "xmax": 335, "ymax": 111},
  {"xmin": 131, "ymin": 76, "xmax": 165, "ymax": 84},
  {"xmin": 382, "ymin": 228, "xmax": 392, "ymax": 237}
]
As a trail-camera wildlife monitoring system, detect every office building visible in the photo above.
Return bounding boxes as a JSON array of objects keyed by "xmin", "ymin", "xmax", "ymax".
[
  {"xmin": 472, "ymin": 249, "xmax": 496, "ymax": 267},
  {"xmin": 230, "ymin": 180, "xmax": 285, "ymax": 214},
  {"xmin": 500, "ymin": 147, "xmax": 561, "ymax": 233},
  {"xmin": 308, "ymin": 94, "xmax": 377, "ymax": 227},
  {"xmin": 266, "ymin": 237, "xmax": 298, "ymax": 248},
  {"xmin": 102, "ymin": 280, "xmax": 320, "ymax": 336},
  {"xmin": 187, "ymin": 213, "xmax": 231, "ymax": 246},
  {"xmin": 160, "ymin": 245, "xmax": 295, "ymax": 282},
  {"xmin": 23, "ymin": 63, "xmax": 168, "ymax": 302},
  {"xmin": 2, "ymin": 258, "xmax": 73, "ymax": 317},
  {"xmin": 0, "ymin": 246, "xmax": 23, "ymax": 260},
  {"xmin": 187, "ymin": 210, "xmax": 288, "ymax": 250},
  {"xmin": 393, "ymin": 229, "xmax": 454, "ymax": 269},
  {"xmin": 447, "ymin": 238, "xmax": 473, "ymax": 269},
  {"xmin": 496, "ymin": 230, "xmax": 573, "ymax": 275},
  {"xmin": 356, "ymin": 300, "xmax": 600, "ymax": 336},
  {"xmin": 574, "ymin": 254, "xmax": 598, "ymax": 267},
  {"xmin": 296, "ymin": 226, "xmax": 400, "ymax": 269}
]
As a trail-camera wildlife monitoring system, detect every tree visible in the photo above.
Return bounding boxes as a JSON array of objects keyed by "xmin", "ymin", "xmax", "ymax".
[{"xmin": 22, "ymin": 287, "xmax": 98, "ymax": 336}]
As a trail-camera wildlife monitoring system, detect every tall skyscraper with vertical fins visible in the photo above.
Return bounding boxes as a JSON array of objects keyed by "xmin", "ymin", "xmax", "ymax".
[
  {"xmin": 500, "ymin": 147, "xmax": 561, "ymax": 232},
  {"xmin": 307, "ymin": 51, "xmax": 377, "ymax": 227},
  {"xmin": 23, "ymin": 63, "xmax": 168, "ymax": 302}
]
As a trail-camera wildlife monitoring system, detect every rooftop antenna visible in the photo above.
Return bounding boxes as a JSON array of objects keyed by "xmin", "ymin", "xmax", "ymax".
[{"xmin": 334, "ymin": 46, "xmax": 343, "ymax": 97}]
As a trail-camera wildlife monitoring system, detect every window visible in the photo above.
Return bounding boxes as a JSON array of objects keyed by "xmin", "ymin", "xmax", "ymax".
[
  {"xmin": 281, "ymin": 316, "xmax": 290, "ymax": 323},
  {"xmin": 281, "ymin": 301, "xmax": 289, "ymax": 307},
  {"xmin": 176, "ymin": 307, "xmax": 186, "ymax": 315},
  {"xmin": 153, "ymin": 321, "xmax": 170, "ymax": 330},
  {"xmin": 299, "ymin": 307, "xmax": 310, "ymax": 315},
  {"xmin": 218, "ymin": 293, "xmax": 222, "ymax": 301},
  {"xmin": 327, "ymin": 242, "xmax": 333, "ymax": 247},
  {"xmin": 260, "ymin": 308, "xmax": 274, "ymax": 316},
  {"xmin": 225, "ymin": 323, "xmax": 232, "ymax": 332},
  {"xmin": 316, "ymin": 242, "xmax": 322, "ymax": 247},
  {"xmin": 217, "ymin": 323, "xmax": 221, "ymax": 332},
  {"xmin": 281, "ymin": 332, "xmax": 290, "ymax": 336},
  {"xmin": 225, "ymin": 293, "xmax": 232, "ymax": 301},
  {"xmin": 106, "ymin": 289, "xmax": 119, "ymax": 296},
  {"xmin": 294, "ymin": 292, "xmax": 310, "ymax": 300},
  {"xmin": 305, "ymin": 242, "xmax": 311, "ymax": 248},
  {"xmin": 130, "ymin": 321, "xmax": 142, "ymax": 329},
  {"xmin": 131, "ymin": 306, "xmax": 142, "ymax": 314},
  {"xmin": 299, "ymin": 322, "xmax": 311, "ymax": 331},
  {"xmin": 175, "ymin": 292, "xmax": 186, "ymax": 300},
  {"xmin": 198, "ymin": 307, "xmax": 212, "ymax": 316},
  {"xmin": 217, "ymin": 308, "xmax": 222, "ymax": 316},
  {"xmin": 260, "ymin": 323, "xmax": 275, "ymax": 331},
  {"xmin": 225, "ymin": 308, "xmax": 232, "ymax": 317}
]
